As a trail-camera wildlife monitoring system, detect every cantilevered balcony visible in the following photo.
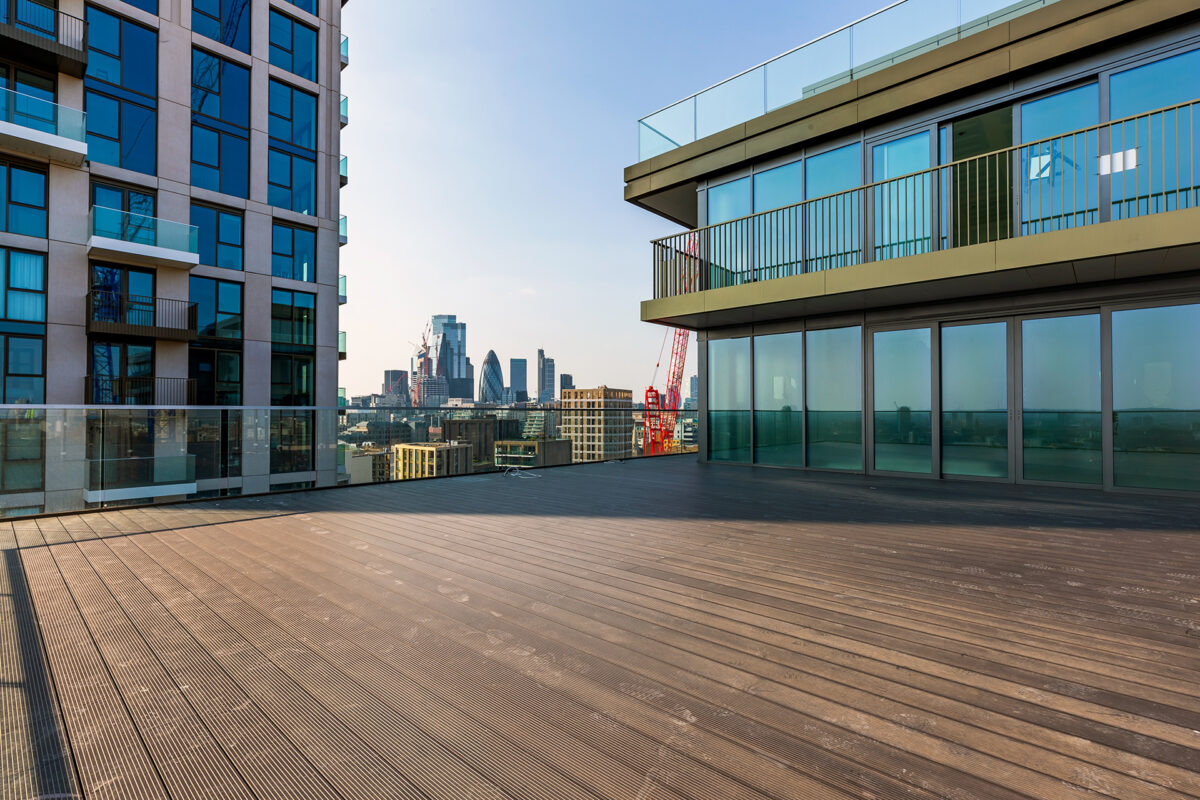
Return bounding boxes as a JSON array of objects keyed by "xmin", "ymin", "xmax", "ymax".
[
  {"xmin": 338, "ymin": 274, "xmax": 347, "ymax": 304},
  {"xmin": 0, "ymin": 86, "xmax": 86, "ymax": 165},
  {"xmin": 338, "ymin": 330, "xmax": 347, "ymax": 360},
  {"xmin": 340, "ymin": 34, "xmax": 349, "ymax": 68},
  {"xmin": 340, "ymin": 94, "xmax": 348, "ymax": 128},
  {"xmin": 338, "ymin": 215, "xmax": 347, "ymax": 246},
  {"xmin": 85, "ymin": 375, "xmax": 197, "ymax": 405},
  {"xmin": 645, "ymin": 98, "xmax": 1200, "ymax": 328},
  {"xmin": 88, "ymin": 207, "xmax": 200, "ymax": 270},
  {"xmin": 0, "ymin": 0, "xmax": 87, "ymax": 79},
  {"xmin": 85, "ymin": 291, "xmax": 198, "ymax": 342},
  {"xmin": 339, "ymin": 154, "xmax": 348, "ymax": 187}
]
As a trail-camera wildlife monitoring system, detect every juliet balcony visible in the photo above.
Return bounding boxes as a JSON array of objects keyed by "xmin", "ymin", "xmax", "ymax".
[
  {"xmin": 646, "ymin": 98, "xmax": 1200, "ymax": 328},
  {"xmin": 86, "ymin": 290, "xmax": 199, "ymax": 342},
  {"xmin": 0, "ymin": 0, "xmax": 87, "ymax": 79},
  {"xmin": 0, "ymin": 85, "xmax": 86, "ymax": 165},
  {"xmin": 84, "ymin": 375, "xmax": 197, "ymax": 406},
  {"xmin": 88, "ymin": 207, "xmax": 201, "ymax": 270}
]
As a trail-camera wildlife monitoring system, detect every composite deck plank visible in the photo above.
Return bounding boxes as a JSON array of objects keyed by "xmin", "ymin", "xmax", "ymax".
[{"xmin": 4, "ymin": 459, "xmax": 1200, "ymax": 800}]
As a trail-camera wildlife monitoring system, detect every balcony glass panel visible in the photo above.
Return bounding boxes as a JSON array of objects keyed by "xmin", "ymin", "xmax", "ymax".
[
  {"xmin": 0, "ymin": 85, "xmax": 86, "ymax": 141},
  {"xmin": 91, "ymin": 206, "xmax": 200, "ymax": 254}
]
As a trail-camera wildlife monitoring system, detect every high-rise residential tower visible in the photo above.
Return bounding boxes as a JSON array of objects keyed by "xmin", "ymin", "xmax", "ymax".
[
  {"xmin": 509, "ymin": 357, "xmax": 527, "ymax": 402},
  {"xmin": 536, "ymin": 348, "xmax": 554, "ymax": 404},
  {"xmin": 0, "ymin": 0, "xmax": 346, "ymax": 511}
]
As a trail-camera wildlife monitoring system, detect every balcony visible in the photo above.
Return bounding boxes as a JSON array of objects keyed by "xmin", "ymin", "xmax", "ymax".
[
  {"xmin": 0, "ymin": 0, "xmax": 87, "ymax": 79},
  {"xmin": 340, "ymin": 94, "xmax": 348, "ymax": 128},
  {"xmin": 85, "ymin": 291, "xmax": 198, "ymax": 342},
  {"xmin": 338, "ymin": 330, "xmax": 347, "ymax": 360},
  {"xmin": 646, "ymin": 98, "xmax": 1200, "ymax": 328},
  {"xmin": 340, "ymin": 34, "xmax": 348, "ymax": 68},
  {"xmin": 88, "ymin": 206, "xmax": 200, "ymax": 270},
  {"xmin": 85, "ymin": 454, "xmax": 197, "ymax": 503},
  {"xmin": 0, "ymin": 86, "xmax": 86, "ymax": 165},
  {"xmin": 637, "ymin": 0, "xmax": 1058, "ymax": 160},
  {"xmin": 339, "ymin": 154, "xmax": 348, "ymax": 187},
  {"xmin": 338, "ymin": 274, "xmax": 347, "ymax": 304},
  {"xmin": 85, "ymin": 375, "xmax": 197, "ymax": 405},
  {"xmin": 338, "ymin": 215, "xmax": 347, "ymax": 246}
]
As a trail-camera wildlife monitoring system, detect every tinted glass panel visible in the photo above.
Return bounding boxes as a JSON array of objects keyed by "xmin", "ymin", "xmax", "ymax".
[
  {"xmin": 873, "ymin": 328, "xmax": 932, "ymax": 473},
  {"xmin": 1020, "ymin": 84, "xmax": 1099, "ymax": 235},
  {"xmin": 753, "ymin": 161, "xmax": 803, "ymax": 213},
  {"xmin": 1021, "ymin": 315, "xmax": 1101, "ymax": 484},
  {"xmin": 942, "ymin": 322, "xmax": 1008, "ymax": 477},
  {"xmin": 708, "ymin": 177, "xmax": 750, "ymax": 224},
  {"xmin": 753, "ymin": 331, "xmax": 803, "ymax": 466},
  {"xmin": 806, "ymin": 143, "xmax": 862, "ymax": 270},
  {"xmin": 707, "ymin": 338, "xmax": 750, "ymax": 462},
  {"xmin": 806, "ymin": 326, "xmax": 862, "ymax": 470},
  {"xmin": 872, "ymin": 132, "xmax": 931, "ymax": 259}
]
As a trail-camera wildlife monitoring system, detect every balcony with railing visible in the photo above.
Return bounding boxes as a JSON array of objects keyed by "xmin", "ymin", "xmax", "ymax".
[
  {"xmin": 338, "ymin": 215, "xmax": 347, "ymax": 245},
  {"xmin": 86, "ymin": 291, "xmax": 199, "ymax": 341},
  {"xmin": 338, "ymin": 274, "xmax": 347, "ymax": 305},
  {"xmin": 338, "ymin": 330, "xmax": 347, "ymax": 360},
  {"xmin": 637, "ymin": 0, "xmax": 1058, "ymax": 161},
  {"xmin": 340, "ymin": 34, "xmax": 349, "ymax": 68},
  {"xmin": 88, "ymin": 206, "xmax": 200, "ymax": 270},
  {"xmin": 0, "ymin": 0, "xmax": 87, "ymax": 78},
  {"xmin": 339, "ymin": 154, "xmax": 348, "ymax": 187},
  {"xmin": 85, "ymin": 454, "xmax": 197, "ymax": 503},
  {"xmin": 340, "ymin": 94, "xmax": 348, "ymax": 127},
  {"xmin": 84, "ymin": 376, "xmax": 197, "ymax": 406},
  {"xmin": 648, "ymin": 98, "xmax": 1200, "ymax": 322},
  {"xmin": 0, "ymin": 85, "xmax": 86, "ymax": 164}
]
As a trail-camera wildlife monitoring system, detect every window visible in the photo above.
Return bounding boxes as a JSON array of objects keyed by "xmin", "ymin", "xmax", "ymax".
[
  {"xmin": 0, "ymin": 250, "xmax": 46, "ymax": 322},
  {"xmin": 0, "ymin": 66, "xmax": 57, "ymax": 135},
  {"xmin": 189, "ymin": 349, "xmax": 242, "ymax": 405},
  {"xmin": 267, "ymin": 82, "xmax": 317, "ymax": 213},
  {"xmin": 191, "ymin": 204, "xmax": 243, "ymax": 269},
  {"xmin": 707, "ymin": 338, "xmax": 750, "ymax": 463},
  {"xmin": 268, "ymin": 150, "xmax": 316, "ymax": 215},
  {"xmin": 189, "ymin": 276, "xmax": 242, "ymax": 339},
  {"xmin": 271, "ymin": 222, "xmax": 316, "ymax": 281},
  {"xmin": 270, "ymin": 410, "xmax": 313, "ymax": 473},
  {"xmin": 89, "ymin": 341, "xmax": 153, "ymax": 404},
  {"xmin": 284, "ymin": 0, "xmax": 317, "ymax": 15},
  {"xmin": 0, "ymin": 414, "xmax": 44, "ymax": 493},
  {"xmin": 269, "ymin": 9, "xmax": 317, "ymax": 82},
  {"xmin": 0, "ymin": 335, "xmax": 44, "ymax": 403},
  {"xmin": 271, "ymin": 355, "xmax": 314, "ymax": 406},
  {"xmin": 192, "ymin": 0, "xmax": 250, "ymax": 53},
  {"xmin": 268, "ymin": 80, "xmax": 316, "ymax": 149},
  {"xmin": 0, "ymin": 161, "xmax": 47, "ymax": 238},
  {"xmin": 85, "ymin": 6, "xmax": 157, "ymax": 175},
  {"xmin": 89, "ymin": 265, "xmax": 153, "ymax": 325},
  {"xmin": 271, "ymin": 289, "xmax": 315, "ymax": 345},
  {"xmin": 190, "ymin": 49, "xmax": 249, "ymax": 197},
  {"xmin": 91, "ymin": 182, "xmax": 155, "ymax": 245},
  {"xmin": 123, "ymin": 0, "xmax": 157, "ymax": 12},
  {"xmin": 708, "ymin": 177, "xmax": 750, "ymax": 224}
]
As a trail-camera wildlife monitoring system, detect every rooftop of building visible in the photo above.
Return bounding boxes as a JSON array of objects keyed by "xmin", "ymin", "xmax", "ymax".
[{"xmin": 4, "ymin": 457, "xmax": 1198, "ymax": 799}]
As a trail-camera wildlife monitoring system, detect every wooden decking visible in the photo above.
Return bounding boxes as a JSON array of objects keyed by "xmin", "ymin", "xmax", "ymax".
[{"xmin": 2, "ymin": 457, "xmax": 1199, "ymax": 800}]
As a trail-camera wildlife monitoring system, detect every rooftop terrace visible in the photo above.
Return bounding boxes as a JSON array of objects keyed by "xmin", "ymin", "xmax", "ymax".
[{"xmin": 3, "ymin": 457, "xmax": 1199, "ymax": 799}]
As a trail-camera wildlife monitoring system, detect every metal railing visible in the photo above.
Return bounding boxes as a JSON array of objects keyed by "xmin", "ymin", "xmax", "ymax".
[
  {"xmin": 339, "ymin": 154, "xmax": 347, "ymax": 185},
  {"xmin": 338, "ymin": 274, "xmax": 347, "ymax": 304},
  {"xmin": 90, "ymin": 206, "xmax": 200, "ymax": 254},
  {"xmin": 338, "ymin": 215, "xmax": 347, "ymax": 244},
  {"xmin": 652, "ymin": 98, "xmax": 1200, "ymax": 298},
  {"xmin": 0, "ymin": 84, "xmax": 85, "ymax": 141},
  {"xmin": 85, "ymin": 376, "xmax": 197, "ymax": 406},
  {"xmin": 86, "ymin": 291, "xmax": 198, "ymax": 340},
  {"xmin": 338, "ymin": 331, "xmax": 347, "ymax": 360},
  {"xmin": 340, "ymin": 94, "xmax": 348, "ymax": 126},
  {"xmin": 340, "ymin": 34, "xmax": 348, "ymax": 66},
  {"xmin": 0, "ymin": 0, "xmax": 86, "ymax": 53},
  {"xmin": 637, "ymin": 0, "xmax": 1057, "ymax": 160}
]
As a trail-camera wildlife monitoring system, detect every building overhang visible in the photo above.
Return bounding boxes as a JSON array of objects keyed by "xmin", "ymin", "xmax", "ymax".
[
  {"xmin": 641, "ymin": 207, "xmax": 1200, "ymax": 330},
  {"xmin": 0, "ymin": 120, "xmax": 86, "ymax": 166},
  {"xmin": 87, "ymin": 237, "xmax": 200, "ymax": 270}
]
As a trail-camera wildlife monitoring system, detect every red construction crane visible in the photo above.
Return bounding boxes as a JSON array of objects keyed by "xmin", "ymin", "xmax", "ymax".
[{"xmin": 644, "ymin": 232, "xmax": 698, "ymax": 455}]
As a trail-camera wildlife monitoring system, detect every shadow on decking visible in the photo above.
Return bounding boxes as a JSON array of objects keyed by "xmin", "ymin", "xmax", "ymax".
[{"xmin": 1, "ymin": 548, "xmax": 78, "ymax": 798}]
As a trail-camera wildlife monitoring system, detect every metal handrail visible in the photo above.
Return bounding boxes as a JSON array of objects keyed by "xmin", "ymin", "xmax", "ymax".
[
  {"xmin": 651, "ymin": 97, "xmax": 1200, "ymax": 298},
  {"xmin": 0, "ymin": 0, "xmax": 87, "ymax": 51},
  {"xmin": 87, "ymin": 290, "xmax": 198, "ymax": 333},
  {"xmin": 85, "ymin": 376, "xmax": 197, "ymax": 405}
]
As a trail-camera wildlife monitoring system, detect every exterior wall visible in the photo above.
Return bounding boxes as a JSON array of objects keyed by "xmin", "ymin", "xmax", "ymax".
[{"xmin": 560, "ymin": 386, "xmax": 634, "ymax": 462}]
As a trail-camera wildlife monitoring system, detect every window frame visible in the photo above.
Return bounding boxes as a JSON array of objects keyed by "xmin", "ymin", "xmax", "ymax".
[
  {"xmin": 271, "ymin": 221, "xmax": 316, "ymax": 281},
  {"xmin": 191, "ymin": 203, "xmax": 244, "ymax": 270}
]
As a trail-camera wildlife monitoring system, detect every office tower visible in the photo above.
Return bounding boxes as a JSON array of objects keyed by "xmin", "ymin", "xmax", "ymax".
[
  {"xmin": 559, "ymin": 373, "xmax": 574, "ymax": 393},
  {"xmin": 536, "ymin": 348, "xmax": 555, "ymax": 404},
  {"xmin": 382, "ymin": 369, "xmax": 406, "ymax": 395},
  {"xmin": 560, "ymin": 387, "xmax": 633, "ymax": 462},
  {"xmin": 630, "ymin": 0, "xmax": 1200, "ymax": 494},
  {"xmin": 477, "ymin": 350, "xmax": 504, "ymax": 403},
  {"xmin": 431, "ymin": 314, "xmax": 472, "ymax": 400},
  {"xmin": 509, "ymin": 358, "xmax": 527, "ymax": 402},
  {"xmin": 0, "ymin": 0, "xmax": 346, "ymax": 510}
]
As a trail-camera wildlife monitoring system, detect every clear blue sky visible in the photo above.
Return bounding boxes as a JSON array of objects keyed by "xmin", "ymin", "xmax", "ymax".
[{"xmin": 339, "ymin": 0, "xmax": 882, "ymax": 397}]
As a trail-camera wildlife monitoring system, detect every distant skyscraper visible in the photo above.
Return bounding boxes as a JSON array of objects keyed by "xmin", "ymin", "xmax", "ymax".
[
  {"xmin": 537, "ymin": 349, "xmax": 556, "ymax": 403},
  {"xmin": 479, "ymin": 350, "xmax": 505, "ymax": 403},
  {"xmin": 560, "ymin": 374, "xmax": 574, "ymax": 392},
  {"xmin": 689, "ymin": 374, "xmax": 699, "ymax": 401},
  {"xmin": 510, "ymin": 358, "xmax": 528, "ymax": 402},
  {"xmin": 431, "ymin": 314, "xmax": 473, "ymax": 400},
  {"xmin": 383, "ymin": 369, "xmax": 407, "ymax": 394}
]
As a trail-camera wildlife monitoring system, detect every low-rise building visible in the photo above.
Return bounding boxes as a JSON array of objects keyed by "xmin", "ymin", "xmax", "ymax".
[
  {"xmin": 494, "ymin": 439, "xmax": 573, "ymax": 469},
  {"xmin": 392, "ymin": 442, "xmax": 473, "ymax": 480},
  {"xmin": 444, "ymin": 417, "xmax": 523, "ymax": 467}
]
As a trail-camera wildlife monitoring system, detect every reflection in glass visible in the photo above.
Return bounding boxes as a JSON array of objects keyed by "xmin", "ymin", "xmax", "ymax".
[
  {"xmin": 806, "ymin": 143, "xmax": 862, "ymax": 270},
  {"xmin": 942, "ymin": 322, "xmax": 1007, "ymax": 477},
  {"xmin": 1020, "ymin": 84, "xmax": 1099, "ymax": 234},
  {"xmin": 1022, "ymin": 315, "xmax": 1100, "ymax": 484},
  {"xmin": 806, "ymin": 326, "xmax": 862, "ymax": 470},
  {"xmin": 873, "ymin": 328, "xmax": 931, "ymax": 473},
  {"xmin": 708, "ymin": 338, "xmax": 751, "ymax": 462},
  {"xmin": 707, "ymin": 177, "xmax": 752, "ymax": 289},
  {"xmin": 872, "ymin": 132, "xmax": 932, "ymax": 259},
  {"xmin": 754, "ymin": 332, "xmax": 803, "ymax": 465},
  {"xmin": 1112, "ymin": 304, "xmax": 1200, "ymax": 491},
  {"xmin": 753, "ymin": 161, "xmax": 804, "ymax": 280}
]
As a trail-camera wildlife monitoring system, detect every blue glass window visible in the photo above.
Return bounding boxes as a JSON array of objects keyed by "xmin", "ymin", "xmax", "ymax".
[
  {"xmin": 0, "ymin": 163, "xmax": 47, "ymax": 238},
  {"xmin": 190, "ymin": 275, "xmax": 243, "ymax": 339},
  {"xmin": 191, "ymin": 204, "xmax": 243, "ymax": 270},
  {"xmin": 192, "ymin": 0, "xmax": 250, "ymax": 53},
  {"xmin": 190, "ymin": 49, "xmax": 249, "ymax": 198},
  {"xmin": 805, "ymin": 143, "xmax": 863, "ymax": 270},
  {"xmin": 1111, "ymin": 48, "xmax": 1200, "ymax": 120},
  {"xmin": 269, "ymin": 9, "xmax": 317, "ymax": 82},
  {"xmin": 271, "ymin": 222, "xmax": 316, "ymax": 281},
  {"xmin": 0, "ymin": 249, "xmax": 45, "ymax": 322},
  {"xmin": 2, "ymin": 335, "xmax": 44, "ymax": 403},
  {"xmin": 85, "ymin": 6, "xmax": 157, "ymax": 175},
  {"xmin": 268, "ymin": 79, "xmax": 316, "ymax": 149},
  {"xmin": 284, "ymin": 0, "xmax": 317, "ymax": 14},
  {"xmin": 1020, "ymin": 84, "xmax": 1099, "ymax": 234},
  {"xmin": 708, "ymin": 177, "xmax": 750, "ymax": 224},
  {"xmin": 271, "ymin": 289, "xmax": 315, "ymax": 345},
  {"xmin": 753, "ymin": 161, "xmax": 803, "ymax": 213},
  {"xmin": 268, "ymin": 148, "xmax": 316, "ymax": 215},
  {"xmin": 123, "ymin": 0, "xmax": 157, "ymax": 12}
]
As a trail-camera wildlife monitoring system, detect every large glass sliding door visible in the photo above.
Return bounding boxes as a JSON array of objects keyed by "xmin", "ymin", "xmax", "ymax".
[
  {"xmin": 753, "ymin": 331, "xmax": 803, "ymax": 466},
  {"xmin": 805, "ymin": 326, "xmax": 862, "ymax": 470},
  {"xmin": 873, "ymin": 327, "xmax": 932, "ymax": 473},
  {"xmin": 941, "ymin": 322, "xmax": 1009, "ymax": 478},
  {"xmin": 707, "ymin": 337, "xmax": 751, "ymax": 462},
  {"xmin": 1019, "ymin": 314, "xmax": 1101, "ymax": 484},
  {"xmin": 872, "ymin": 132, "xmax": 931, "ymax": 260}
]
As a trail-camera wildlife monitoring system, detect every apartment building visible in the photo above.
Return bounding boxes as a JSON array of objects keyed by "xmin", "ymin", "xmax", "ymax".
[
  {"xmin": 0, "ymin": 0, "xmax": 346, "ymax": 512},
  {"xmin": 629, "ymin": 0, "xmax": 1200, "ymax": 494},
  {"xmin": 494, "ymin": 437, "xmax": 572, "ymax": 469},
  {"xmin": 392, "ymin": 441, "xmax": 472, "ymax": 480},
  {"xmin": 560, "ymin": 386, "xmax": 633, "ymax": 462}
]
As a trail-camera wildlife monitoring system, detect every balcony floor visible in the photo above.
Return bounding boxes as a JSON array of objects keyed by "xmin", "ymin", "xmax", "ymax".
[{"xmin": 3, "ymin": 458, "xmax": 1199, "ymax": 799}]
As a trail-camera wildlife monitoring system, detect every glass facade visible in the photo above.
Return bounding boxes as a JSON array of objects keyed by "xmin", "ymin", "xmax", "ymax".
[
  {"xmin": 753, "ymin": 331, "xmax": 802, "ymax": 466},
  {"xmin": 707, "ymin": 338, "xmax": 750, "ymax": 462},
  {"xmin": 85, "ymin": 7, "xmax": 157, "ymax": 175},
  {"xmin": 941, "ymin": 322, "xmax": 1008, "ymax": 478},
  {"xmin": 0, "ymin": 334, "xmax": 44, "ymax": 403},
  {"xmin": 872, "ymin": 133, "xmax": 931, "ymax": 259},
  {"xmin": 805, "ymin": 326, "xmax": 861, "ymax": 470},
  {"xmin": 191, "ymin": 204, "xmax": 243, "ymax": 270},
  {"xmin": 806, "ymin": 144, "xmax": 861, "ymax": 270},
  {"xmin": 873, "ymin": 328, "xmax": 931, "ymax": 473},
  {"xmin": 192, "ymin": 0, "xmax": 250, "ymax": 53},
  {"xmin": 0, "ymin": 249, "xmax": 45, "ymax": 323},
  {"xmin": 269, "ymin": 9, "xmax": 318, "ymax": 82},
  {"xmin": 271, "ymin": 222, "xmax": 316, "ymax": 281},
  {"xmin": 0, "ymin": 161, "xmax": 47, "ymax": 238},
  {"xmin": 191, "ymin": 49, "xmax": 250, "ymax": 198},
  {"xmin": 1019, "ymin": 83, "xmax": 1099, "ymax": 235}
]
